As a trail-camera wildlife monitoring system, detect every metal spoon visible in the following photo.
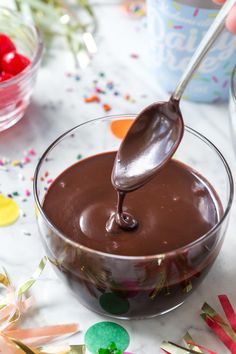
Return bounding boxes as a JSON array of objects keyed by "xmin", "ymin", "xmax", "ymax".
[{"xmin": 112, "ymin": 0, "xmax": 236, "ymax": 193}]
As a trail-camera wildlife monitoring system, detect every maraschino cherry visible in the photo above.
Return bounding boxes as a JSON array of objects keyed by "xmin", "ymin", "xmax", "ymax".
[{"xmin": 0, "ymin": 33, "xmax": 31, "ymax": 82}]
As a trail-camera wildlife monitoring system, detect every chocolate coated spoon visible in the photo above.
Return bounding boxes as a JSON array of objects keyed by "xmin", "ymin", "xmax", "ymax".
[{"xmin": 112, "ymin": 0, "xmax": 236, "ymax": 193}]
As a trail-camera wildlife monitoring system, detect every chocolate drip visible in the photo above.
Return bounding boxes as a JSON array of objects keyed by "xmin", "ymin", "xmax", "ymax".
[{"xmin": 106, "ymin": 191, "xmax": 138, "ymax": 233}]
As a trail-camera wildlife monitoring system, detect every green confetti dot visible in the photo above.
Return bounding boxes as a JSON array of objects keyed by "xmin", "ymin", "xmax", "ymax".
[
  {"xmin": 12, "ymin": 192, "xmax": 20, "ymax": 197},
  {"xmin": 85, "ymin": 322, "xmax": 129, "ymax": 354},
  {"xmin": 99, "ymin": 292, "xmax": 129, "ymax": 315}
]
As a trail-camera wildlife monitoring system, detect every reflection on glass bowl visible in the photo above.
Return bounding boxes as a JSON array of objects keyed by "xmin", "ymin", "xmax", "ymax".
[{"xmin": 230, "ymin": 66, "xmax": 236, "ymax": 154}]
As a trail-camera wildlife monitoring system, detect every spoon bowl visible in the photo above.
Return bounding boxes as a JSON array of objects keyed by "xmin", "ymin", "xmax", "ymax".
[{"xmin": 112, "ymin": 100, "xmax": 184, "ymax": 192}]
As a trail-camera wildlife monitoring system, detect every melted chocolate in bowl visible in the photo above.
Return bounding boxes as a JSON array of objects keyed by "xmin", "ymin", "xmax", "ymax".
[
  {"xmin": 43, "ymin": 152, "xmax": 220, "ymax": 256},
  {"xmin": 42, "ymin": 151, "xmax": 224, "ymax": 318}
]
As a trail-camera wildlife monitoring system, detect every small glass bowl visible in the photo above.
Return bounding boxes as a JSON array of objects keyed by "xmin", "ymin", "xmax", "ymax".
[
  {"xmin": 230, "ymin": 65, "xmax": 236, "ymax": 153},
  {"xmin": 0, "ymin": 7, "xmax": 43, "ymax": 131},
  {"xmin": 34, "ymin": 116, "xmax": 233, "ymax": 319}
]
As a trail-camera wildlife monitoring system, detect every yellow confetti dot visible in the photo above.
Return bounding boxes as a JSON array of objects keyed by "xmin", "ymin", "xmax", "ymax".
[
  {"xmin": 208, "ymin": 13, "xmax": 217, "ymax": 18},
  {"xmin": 0, "ymin": 194, "xmax": 20, "ymax": 227},
  {"xmin": 11, "ymin": 160, "xmax": 20, "ymax": 166}
]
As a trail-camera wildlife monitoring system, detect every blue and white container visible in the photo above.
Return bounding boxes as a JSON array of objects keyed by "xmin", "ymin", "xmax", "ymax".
[{"xmin": 147, "ymin": 0, "xmax": 236, "ymax": 102}]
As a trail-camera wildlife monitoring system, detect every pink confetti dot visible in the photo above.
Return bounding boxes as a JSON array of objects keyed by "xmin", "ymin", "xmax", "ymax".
[
  {"xmin": 193, "ymin": 8, "xmax": 199, "ymax": 17},
  {"xmin": 22, "ymin": 156, "xmax": 31, "ymax": 164},
  {"xmin": 212, "ymin": 76, "xmax": 218, "ymax": 83},
  {"xmin": 223, "ymin": 80, "xmax": 229, "ymax": 88},
  {"xmin": 28, "ymin": 148, "xmax": 36, "ymax": 156},
  {"xmin": 25, "ymin": 189, "xmax": 31, "ymax": 197},
  {"xmin": 130, "ymin": 53, "xmax": 139, "ymax": 59}
]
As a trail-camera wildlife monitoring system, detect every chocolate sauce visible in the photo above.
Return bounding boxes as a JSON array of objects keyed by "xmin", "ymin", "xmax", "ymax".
[
  {"xmin": 42, "ymin": 151, "xmax": 223, "ymax": 318},
  {"xmin": 43, "ymin": 152, "xmax": 220, "ymax": 257}
]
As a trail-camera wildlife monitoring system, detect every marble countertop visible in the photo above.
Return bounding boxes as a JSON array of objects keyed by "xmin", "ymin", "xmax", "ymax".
[{"xmin": 0, "ymin": 2, "xmax": 236, "ymax": 353}]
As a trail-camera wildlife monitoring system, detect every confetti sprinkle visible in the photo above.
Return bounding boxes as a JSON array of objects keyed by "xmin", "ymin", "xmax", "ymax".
[
  {"xmin": 208, "ymin": 13, "xmax": 217, "ymax": 18},
  {"xmin": 25, "ymin": 189, "xmax": 31, "ymax": 197},
  {"xmin": 84, "ymin": 95, "xmax": 100, "ymax": 103},
  {"xmin": 95, "ymin": 87, "xmax": 106, "ymax": 94},
  {"xmin": 123, "ymin": 94, "xmax": 135, "ymax": 103},
  {"xmin": 11, "ymin": 160, "xmax": 21, "ymax": 167},
  {"xmin": 103, "ymin": 104, "xmax": 111, "ymax": 112},
  {"xmin": 106, "ymin": 81, "xmax": 114, "ymax": 90},
  {"xmin": 172, "ymin": 2, "xmax": 181, "ymax": 11},
  {"xmin": 0, "ymin": 194, "xmax": 20, "ymax": 227},
  {"xmin": 28, "ymin": 148, "xmax": 36, "ymax": 156},
  {"xmin": 77, "ymin": 154, "xmax": 83, "ymax": 160},
  {"xmin": 22, "ymin": 156, "xmax": 31, "ymax": 164},
  {"xmin": 22, "ymin": 231, "xmax": 31, "ymax": 236},
  {"xmin": 85, "ymin": 322, "xmax": 129, "ymax": 354},
  {"xmin": 223, "ymin": 80, "xmax": 229, "ymax": 88},
  {"xmin": 47, "ymin": 178, "xmax": 54, "ymax": 184},
  {"xmin": 130, "ymin": 53, "xmax": 139, "ymax": 59},
  {"xmin": 193, "ymin": 8, "xmax": 199, "ymax": 17}
]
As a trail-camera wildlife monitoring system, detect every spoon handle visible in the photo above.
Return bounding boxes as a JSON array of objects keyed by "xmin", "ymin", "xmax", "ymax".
[{"xmin": 172, "ymin": 0, "xmax": 236, "ymax": 101}]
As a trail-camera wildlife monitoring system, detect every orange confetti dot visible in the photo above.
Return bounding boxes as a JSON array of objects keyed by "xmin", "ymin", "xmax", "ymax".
[
  {"xmin": 103, "ymin": 104, "xmax": 111, "ymax": 112},
  {"xmin": 84, "ymin": 95, "xmax": 100, "ymax": 103},
  {"xmin": 110, "ymin": 119, "xmax": 134, "ymax": 140}
]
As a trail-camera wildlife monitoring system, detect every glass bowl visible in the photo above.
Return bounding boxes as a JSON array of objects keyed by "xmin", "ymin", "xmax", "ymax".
[
  {"xmin": 34, "ymin": 115, "xmax": 233, "ymax": 320},
  {"xmin": 0, "ymin": 7, "xmax": 43, "ymax": 131},
  {"xmin": 230, "ymin": 65, "xmax": 236, "ymax": 153}
]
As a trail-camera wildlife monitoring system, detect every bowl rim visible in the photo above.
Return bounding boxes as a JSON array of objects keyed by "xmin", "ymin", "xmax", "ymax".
[
  {"xmin": 231, "ymin": 65, "xmax": 236, "ymax": 105},
  {"xmin": 33, "ymin": 114, "xmax": 234, "ymax": 260},
  {"xmin": 0, "ymin": 6, "xmax": 43, "ymax": 88}
]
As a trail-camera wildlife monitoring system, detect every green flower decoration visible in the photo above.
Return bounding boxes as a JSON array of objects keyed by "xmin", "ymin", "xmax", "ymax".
[{"xmin": 97, "ymin": 342, "xmax": 123, "ymax": 354}]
